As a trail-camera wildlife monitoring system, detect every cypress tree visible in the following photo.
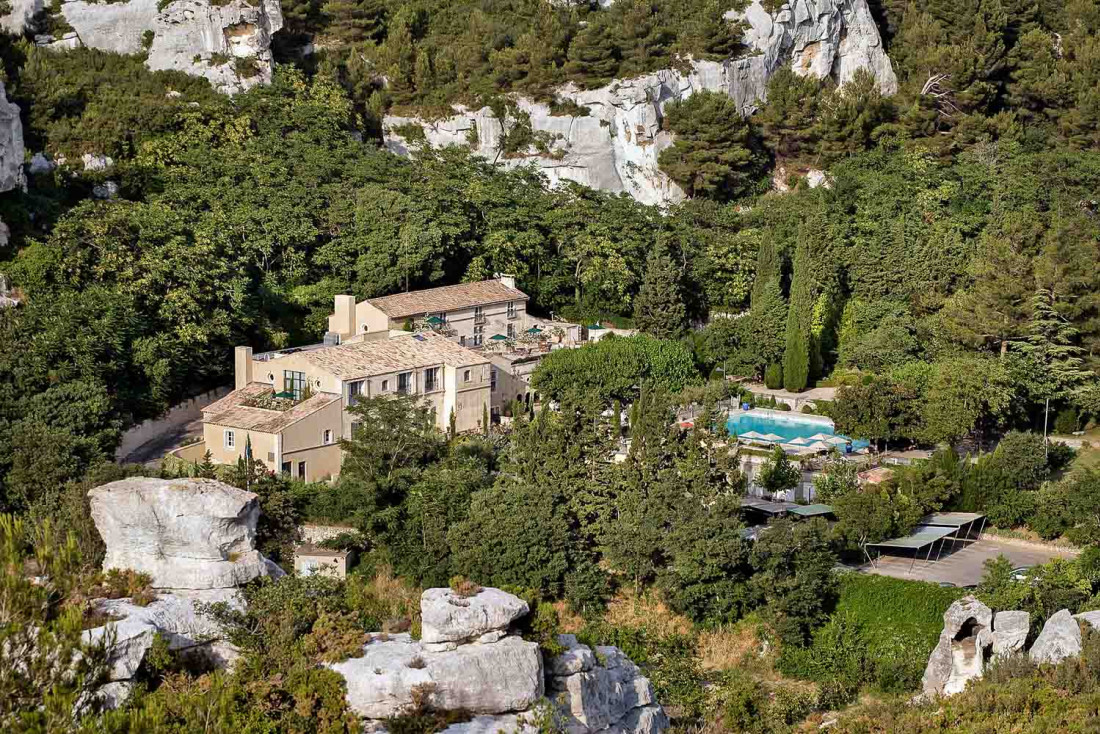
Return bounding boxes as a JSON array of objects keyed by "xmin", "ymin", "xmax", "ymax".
[
  {"xmin": 634, "ymin": 246, "xmax": 687, "ymax": 339},
  {"xmin": 782, "ymin": 242, "xmax": 813, "ymax": 392},
  {"xmin": 750, "ymin": 239, "xmax": 780, "ymax": 312}
]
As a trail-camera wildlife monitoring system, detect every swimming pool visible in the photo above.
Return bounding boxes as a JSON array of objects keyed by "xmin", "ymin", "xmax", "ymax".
[{"xmin": 726, "ymin": 409, "xmax": 869, "ymax": 452}]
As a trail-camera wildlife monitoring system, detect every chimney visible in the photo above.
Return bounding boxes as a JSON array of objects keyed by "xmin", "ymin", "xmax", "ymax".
[
  {"xmin": 235, "ymin": 346, "xmax": 253, "ymax": 390},
  {"xmin": 330, "ymin": 294, "xmax": 356, "ymax": 338},
  {"xmin": 496, "ymin": 273, "xmax": 516, "ymax": 290}
]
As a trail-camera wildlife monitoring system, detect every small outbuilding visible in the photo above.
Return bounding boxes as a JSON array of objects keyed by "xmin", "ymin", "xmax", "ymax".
[{"xmin": 294, "ymin": 543, "xmax": 354, "ymax": 578}]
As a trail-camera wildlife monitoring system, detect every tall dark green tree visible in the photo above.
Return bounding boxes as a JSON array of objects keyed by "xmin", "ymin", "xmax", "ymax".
[
  {"xmin": 782, "ymin": 242, "xmax": 813, "ymax": 391},
  {"xmin": 633, "ymin": 246, "xmax": 688, "ymax": 339}
]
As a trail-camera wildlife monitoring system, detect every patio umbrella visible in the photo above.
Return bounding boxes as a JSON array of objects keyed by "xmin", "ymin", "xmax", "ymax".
[
  {"xmin": 825, "ymin": 436, "xmax": 850, "ymax": 445},
  {"xmin": 809, "ymin": 433, "xmax": 834, "ymax": 442},
  {"xmin": 489, "ymin": 334, "xmax": 510, "ymax": 341},
  {"xmin": 761, "ymin": 433, "xmax": 785, "ymax": 442},
  {"xmin": 587, "ymin": 324, "xmax": 606, "ymax": 330},
  {"xmin": 425, "ymin": 315, "xmax": 444, "ymax": 325},
  {"xmin": 739, "ymin": 431, "xmax": 766, "ymax": 440},
  {"xmin": 525, "ymin": 327, "xmax": 543, "ymax": 334},
  {"xmin": 805, "ymin": 441, "xmax": 831, "ymax": 451},
  {"xmin": 786, "ymin": 437, "xmax": 812, "ymax": 446}
]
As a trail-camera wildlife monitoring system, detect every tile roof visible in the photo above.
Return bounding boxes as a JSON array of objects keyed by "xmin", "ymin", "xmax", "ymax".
[
  {"xmin": 202, "ymin": 382, "xmax": 340, "ymax": 433},
  {"xmin": 299, "ymin": 332, "xmax": 486, "ymax": 380},
  {"xmin": 366, "ymin": 279, "xmax": 528, "ymax": 319}
]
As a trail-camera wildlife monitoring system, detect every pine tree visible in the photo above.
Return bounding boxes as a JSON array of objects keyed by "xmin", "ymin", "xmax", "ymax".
[
  {"xmin": 565, "ymin": 17, "xmax": 620, "ymax": 86},
  {"xmin": 633, "ymin": 246, "xmax": 687, "ymax": 339},
  {"xmin": 321, "ymin": 0, "xmax": 386, "ymax": 45},
  {"xmin": 783, "ymin": 242, "xmax": 813, "ymax": 392},
  {"xmin": 1016, "ymin": 288, "xmax": 1092, "ymax": 399}
]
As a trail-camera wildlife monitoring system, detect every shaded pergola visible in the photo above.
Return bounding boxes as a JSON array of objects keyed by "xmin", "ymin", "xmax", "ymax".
[
  {"xmin": 788, "ymin": 503, "xmax": 835, "ymax": 520},
  {"xmin": 740, "ymin": 497, "xmax": 797, "ymax": 523}
]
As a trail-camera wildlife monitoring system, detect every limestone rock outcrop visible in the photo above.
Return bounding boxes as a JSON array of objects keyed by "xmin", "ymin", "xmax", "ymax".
[
  {"xmin": 420, "ymin": 586, "xmax": 530, "ymax": 648},
  {"xmin": 921, "ymin": 596, "xmax": 993, "ymax": 698},
  {"xmin": 1030, "ymin": 609, "xmax": 1082, "ymax": 665},
  {"xmin": 383, "ymin": 0, "xmax": 895, "ymax": 206},
  {"xmin": 329, "ymin": 587, "xmax": 667, "ymax": 733},
  {"xmin": 82, "ymin": 477, "xmax": 282, "ymax": 708},
  {"xmin": 992, "ymin": 610, "xmax": 1030, "ymax": 657},
  {"xmin": 34, "ymin": 0, "xmax": 283, "ymax": 94},
  {"xmin": 548, "ymin": 635, "xmax": 668, "ymax": 734},
  {"xmin": 0, "ymin": 81, "xmax": 25, "ymax": 195},
  {"xmin": 89, "ymin": 476, "xmax": 272, "ymax": 589},
  {"xmin": 0, "ymin": 0, "xmax": 42, "ymax": 35}
]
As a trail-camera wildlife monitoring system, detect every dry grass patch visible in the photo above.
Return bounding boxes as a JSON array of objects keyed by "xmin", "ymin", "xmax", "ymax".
[{"xmin": 603, "ymin": 588, "xmax": 693, "ymax": 637}]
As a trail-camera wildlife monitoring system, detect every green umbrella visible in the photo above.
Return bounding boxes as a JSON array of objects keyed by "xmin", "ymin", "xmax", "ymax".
[
  {"xmin": 274, "ymin": 391, "xmax": 296, "ymax": 399},
  {"xmin": 586, "ymin": 323, "xmax": 605, "ymax": 330},
  {"xmin": 525, "ymin": 327, "xmax": 543, "ymax": 334},
  {"xmin": 425, "ymin": 315, "xmax": 444, "ymax": 325},
  {"xmin": 489, "ymin": 334, "xmax": 510, "ymax": 341}
]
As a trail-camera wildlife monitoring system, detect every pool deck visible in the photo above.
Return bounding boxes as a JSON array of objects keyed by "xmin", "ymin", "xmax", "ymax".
[{"xmin": 742, "ymin": 383, "xmax": 837, "ymax": 409}]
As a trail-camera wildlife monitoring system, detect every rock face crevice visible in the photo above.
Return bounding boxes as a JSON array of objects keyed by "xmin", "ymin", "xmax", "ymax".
[
  {"xmin": 0, "ymin": 81, "xmax": 24, "ymax": 195},
  {"xmin": 27, "ymin": 0, "xmax": 283, "ymax": 94},
  {"xmin": 383, "ymin": 0, "xmax": 895, "ymax": 206}
]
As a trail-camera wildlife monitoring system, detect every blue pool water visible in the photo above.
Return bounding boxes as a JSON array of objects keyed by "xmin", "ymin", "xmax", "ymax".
[{"xmin": 726, "ymin": 410, "xmax": 869, "ymax": 451}]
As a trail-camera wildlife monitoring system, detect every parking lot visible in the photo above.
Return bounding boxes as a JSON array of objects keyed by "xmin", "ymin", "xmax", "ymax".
[{"xmin": 860, "ymin": 537, "xmax": 1078, "ymax": 587}]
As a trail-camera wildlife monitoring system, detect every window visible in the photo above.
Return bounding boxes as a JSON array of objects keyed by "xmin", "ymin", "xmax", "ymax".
[
  {"xmin": 298, "ymin": 461, "xmax": 307, "ymax": 480},
  {"xmin": 381, "ymin": 379, "xmax": 389, "ymax": 391},
  {"xmin": 397, "ymin": 372, "xmax": 412, "ymax": 394},
  {"xmin": 507, "ymin": 323, "xmax": 515, "ymax": 339},
  {"xmin": 350, "ymin": 421, "xmax": 361, "ymax": 436},
  {"xmin": 424, "ymin": 367, "xmax": 439, "ymax": 392},
  {"xmin": 507, "ymin": 301, "xmax": 516, "ymax": 318},
  {"xmin": 473, "ymin": 324, "xmax": 484, "ymax": 347},
  {"xmin": 459, "ymin": 336, "xmax": 466, "ymax": 347},
  {"xmin": 281, "ymin": 461, "xmax": 291, "ymax": 474},
  {"xmin": 224, "ymin": 429, "xmax": 235, "ymax": 450},
  {"xmin": 347, "ymin": 380, "xmax": 364, "ymax": 405},
  {"xmin": 267, "ymin": 451, "xmax": 275, "ymax": 462},
  {"xmin": 463, "ymin": 369, "xmax": 472, "ymax": 383},
  {"xmin": 283, "ymin": 370, "xmax": 306, "ymax": 399},
  {"xmin": 490, "ymin": 368, "xmax": 497, "ymax": 391},
  {"xmin": 474, "ymin": 305, "xmax": 484, "ymax": 324},
  {"xmin": 323, "ymin": 429, "xmax": 334, "ymax": 445}
]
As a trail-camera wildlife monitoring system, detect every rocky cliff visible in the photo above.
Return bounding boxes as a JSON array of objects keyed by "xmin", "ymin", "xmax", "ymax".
[
  {"xmin": 27, "ymin": 0, "xmax": 283, "ymax": 94},
  {"xmin": 383, "ymin": 0, "xmax": 896, "ymax": 206}
]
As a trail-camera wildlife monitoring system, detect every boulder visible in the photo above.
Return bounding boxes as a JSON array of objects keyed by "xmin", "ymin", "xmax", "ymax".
[
  {"xmin": 29, "ymin": 152, "xmax": 55, "ymax": 175},
  {"xmin": 383, "ymin": 0, "xmax": 894, "ymax": 206},
  {"xmin": 89, "ymin": 477, "xmax": 271, "ymax": 589},
  {"xmin": 82, "ymin": 153, "xmax": 114, "ymax": 171},
  {"xmin": 329, "ymin": 633, "xmax": 543, "ymax": 720},
  {"xmin": 420, "ymin": 587, "xmax": 529, "ymax": 645},
  {"xmin": 548, "ymin": 635, "xmax": 669, "ymax": 734},
  {"xmin": 82, "ymin": 615, "xmax": 157, "ymax": 681},
  {"xmin": 920, "ymin": 596, "xmax": 993, "ymax": 698},
  {"xmin": 1074, "ymin": 610, "xmax": 1100, "ymax": 630},
  {"xmin": 0, "ymin": 81, "xmax": 24, "ymax": 194},
  {"xmin": 0, "ymin": 0, "xmax": 43, "ymax": 34},
  {"xmin": 1030, "ymin": 609, "xmax": 1082, "ymax": 665},
  {"xmin": 992, "ymin": 610, "xmax": 1030, "ymax": 657}
]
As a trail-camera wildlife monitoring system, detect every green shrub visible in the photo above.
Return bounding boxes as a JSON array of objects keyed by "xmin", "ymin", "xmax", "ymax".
[
  {"xmin": 777, "ymin": 403, "xmax": 791, "ymax": 411},
  {"xmin": 764, "ymin": 363, "xmax": 783, "ymax": 389},
  {"xmin": 986, "ymin": 490, "xmax": 1038, "ymax": 529},
  {"xmin": 1054, "ymin": 408, "xmax": 1079, "ymax": 435}
]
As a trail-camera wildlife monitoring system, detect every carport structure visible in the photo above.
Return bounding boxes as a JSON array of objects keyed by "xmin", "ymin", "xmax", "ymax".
[
  {"xmin": 865, "ymin": 525, "xmax": 959, "ymax": 572},
  {"xmin": 865, "ymin": 513, "xmax": 988, "ymax": 572}
]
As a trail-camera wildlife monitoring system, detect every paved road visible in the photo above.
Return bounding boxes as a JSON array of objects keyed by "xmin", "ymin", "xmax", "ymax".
[
  {"xmin": 121, "ymin": 417, "xmax": 204, "ymax": 466},
  {"xmin": 860, "ymin": 537, "xmax": 1078, "ymax": 587}
]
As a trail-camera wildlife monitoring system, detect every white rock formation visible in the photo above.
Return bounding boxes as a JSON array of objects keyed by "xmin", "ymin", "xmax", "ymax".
[
  {"xmin": 992, "ymin": 610, "xmax": 1030, "ymax": 657},
  {"xmin": 548, "ymin": 635, "xmax": 668, "ymax": 734},
  {"xmin": 81, "ymin": 477, "xmax": 282, "ymax": 709},
  {"xmin": 1074, "ymin": 610, "xmax": 1100, "ymax": 630},
  {"xmin": 420, "ymin": 587, "xmax": 530, "ymax": 647},
  {"xmin": 383, "ymin": 0, "xmax": 895, "ymax": 206},
  {"xmin": 0, "ymin": 81, "xmax": 25, "ymax": 194},
  {"xmin": 1030, "ymin": 609, "xmax": 1082, "ymax": 665},
  {"xmin": 89, "ymin": 477, "xmax": 272, "ymax": 589},
  {"xmin": 921, "ymin": 596, "xmax": 993, "ymax": 698},
  {"xmin": 0, "ymin": 0, "xmax": 43, "ymax": 34},
  {"xmin": 329, "ymin": 632, "xmax": 544, "ymax": 719},
  {"xmin": 50, "ymin": 0, "xmax": 283, "ymax": 94}
]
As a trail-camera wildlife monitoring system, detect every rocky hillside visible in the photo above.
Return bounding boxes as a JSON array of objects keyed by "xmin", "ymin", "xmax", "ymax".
[
  {"xmin": 6, "ymin": 0, "xmax": 283, "ymax": 94},
  {"xmin": 384, "ymin": 0, "xmax": 895, "ymax": 205}
]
